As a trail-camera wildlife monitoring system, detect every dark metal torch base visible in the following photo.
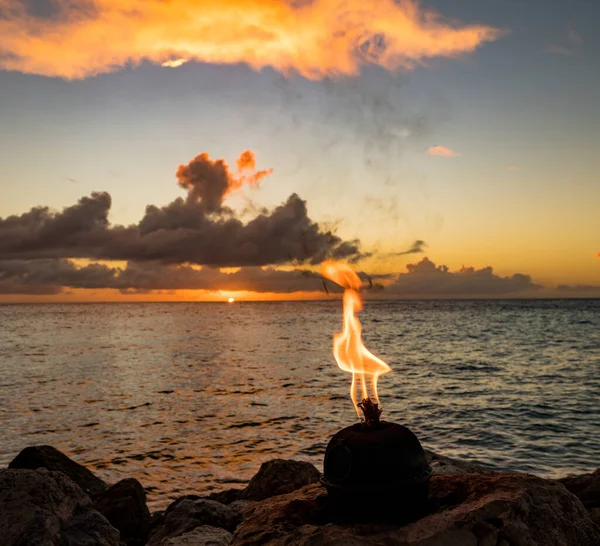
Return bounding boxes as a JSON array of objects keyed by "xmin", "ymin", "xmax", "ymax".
[{"xmin": 321, "ymin": 420, "xmax": 433, "ymax": 523}]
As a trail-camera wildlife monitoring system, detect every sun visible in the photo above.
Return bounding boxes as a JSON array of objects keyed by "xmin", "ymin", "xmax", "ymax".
[{"xmin": 228, "ymin": 297, "xmax": 235, "ymax": 303}]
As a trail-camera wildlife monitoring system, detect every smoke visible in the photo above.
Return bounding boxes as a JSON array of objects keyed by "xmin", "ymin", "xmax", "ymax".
[{"xmin": 0, "ymin": 0, "xmax": 501, "ymax": 80}]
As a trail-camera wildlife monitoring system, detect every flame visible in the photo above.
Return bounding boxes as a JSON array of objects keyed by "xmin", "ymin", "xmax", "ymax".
[{"xmin": 321, "ymin": 262, "xmax": 391, "ymax": 419}]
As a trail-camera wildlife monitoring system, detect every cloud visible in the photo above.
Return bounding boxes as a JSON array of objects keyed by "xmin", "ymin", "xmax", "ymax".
[
  {"xmin": 505, "ymin": 165, "xmax": 522, "ymax": 172},
  {"xmin": 385, "ymin": 257, "xmax": 541, "ymax": 297},
  {"xmin": 428, "ymin": 145, "xmax": 461, "ymax": 158},
  {"xmin": 378, "ymin": 240, "xmax": 427, "ymax": 258},
  {"xmin": 547, "ymin": 23, "xmax": 583, "ymax": 57},
  {"xmin": 161, "ymin": 58, "xmax": 188, "ymax": 68},
  {"xmin": 0, "ymin": 150, "xmax": 362, "ymax": 266},
  {"xmin": 394, "ymin": 239, "xmax": 427, "ymax": 256},
  {"xmin": 0, "ymin": 0, "xmax": 500, "ymax": 80},
  {"xmin": 176, "ymin": 150, "xmax": 272, "ymax": 213},
  {"xmin": 556, "ymin": 284, "xmax": 600, "ymax": 295},
  {"xmin": 0, "ymin": 258, "xmax": 117, "ymax": 294},
  {"xmin": 0, "ymin": 259, "xmax": 329, "ymax": 295}
]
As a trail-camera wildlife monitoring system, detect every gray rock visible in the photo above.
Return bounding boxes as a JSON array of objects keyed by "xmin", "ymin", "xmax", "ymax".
[
  {"xmin": 239, "ymin": 459, "xmax": 320, "ymax": 502},
  {"xmin": 157, "ymin": 525, "xmax": 233, "ymax": 546},
  {"xmin": 148, "ymin": 499, "xmax": 241, "ymax": 546},
  {"xmin": 93, "ymin": 478, "xmax": 151, "ymax": 546},
  {"xmin": 0, "ymin": 468, "xmax": 120, "ymax": 546},
  {"xmin": 232, "ymin": 473, "xmax": 600, "ymax": 546},
  {"xmin": 8, "ymin": 445, "xmax": 107, "ymax": 499}
]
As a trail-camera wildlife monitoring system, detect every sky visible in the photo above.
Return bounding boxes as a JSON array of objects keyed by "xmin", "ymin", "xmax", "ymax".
[{"xmin": 0, "ymin": 0, "xmax": 599, "ymax": 301}]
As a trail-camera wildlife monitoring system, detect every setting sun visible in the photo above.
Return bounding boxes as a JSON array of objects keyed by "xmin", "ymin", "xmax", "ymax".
[{"xmin": 228, "ymin": 297, "xmax": 235, "ymax": 303}]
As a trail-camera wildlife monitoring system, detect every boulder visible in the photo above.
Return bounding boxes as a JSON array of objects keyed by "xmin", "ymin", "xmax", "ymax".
[
  {"xmin": 148, "ymin": 498, "xmax": 242, "ymax": 546},
  {"xmin": 206, "ymin": 489, "xmax": 244, "ymax": 505},
  {"xmin": 232, "ymin": 473, "xmax": 600, "ymax": 546},
  {"xmin": 0, "ymin": 468, "xmax": 120, "ymax": 546},
  {"xmin": 559, "ymin": 469, "xmax": 600, "ymax": 525},
  {"xmin": 93, "ymin": 478, "xmax": 151, "ymax": 546},
  {"xmin": 239, "ymin": 460, "xmax": 320, "ymax": 502},
  {"xmin": 156, "ymin": 525, "xmax": 233, "ymax": 545},
  {"xmin": 8, "ymin": 445, "xmax": 107, "ymax": 499},
  {"xmin": 424, "ymin": 449, "xmax": 495, "ymax": 475}
]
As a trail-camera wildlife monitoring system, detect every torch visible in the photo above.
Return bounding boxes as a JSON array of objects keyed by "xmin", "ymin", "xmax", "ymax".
[{"xmin": 319, "ymin": 262, "xmax": 432, "ymax": 522}]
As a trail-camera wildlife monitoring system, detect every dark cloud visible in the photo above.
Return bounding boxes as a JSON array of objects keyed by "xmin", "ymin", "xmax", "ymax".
[
  {"xmin": 556, "ymin": 284, "xmax": 600, "ymax": 294},
  {"xmin": 0, "ymin": 259, "xmax": 328, "ymax": 295},
  {"xmin": 385, "ymin": 239, "xmax": 427, "ymax": 257},
  {"xmin": 0, "ymin": 151, "xmax": 361, "ymax": 267},
  {"xmin": 0, "ymin": 258, "xmax": 116, "ymax": 295},
  {"xmin": 176, "ymin": 150, "xmax": 272, "ymax": 213},
  {"xmin": 384, "ymin": 257, "xmax": 541, "ymax": 297}
]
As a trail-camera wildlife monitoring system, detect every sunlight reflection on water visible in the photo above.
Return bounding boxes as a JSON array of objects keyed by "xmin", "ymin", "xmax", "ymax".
[{"xmin": 1, "ymin": 299, "xmax": 599, "ymax": 508}]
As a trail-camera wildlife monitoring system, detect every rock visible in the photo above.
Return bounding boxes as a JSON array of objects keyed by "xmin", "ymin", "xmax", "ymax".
[
  {"xmin": 0, "ymin": 468, "xmax": 120, "ymax": 546},
  {"xmin": 157, "ymin": 525, "xmax": 233, "ymax": 546},
  {"xmin": 239, "ymin": 459, "xmax": 320, "ymax": 502},
  {"xmin": 8, "ymin": 445, "xmax": 107, "ymax": 499},
  {"xmin": 206, "ymin": 489, "xmax": 244, "ymax": 505},
  {"xmin": 424, "ymin": 449, "xmax": 495, "ymax": 475},
  {"xmin": 150, "ymin": 510, "xmax": 167, "ymax": 534},
  {"xmin": 559, "ymin": 469, "xmax": 600, "ymax": 525},
  {"xmin": 559, "ymin": 469, "xmax": 600, "ymax": 510},
  {"xmin": 232, "ymin": 473, "xmax": 600, "ymax": 546},
  {"xmin": 93, "ymin": 478, "xmax": 151, "ymax": 546},
  {"xmin": 148, "ymin": 498, "xmax": 242, "ymax": 546}
]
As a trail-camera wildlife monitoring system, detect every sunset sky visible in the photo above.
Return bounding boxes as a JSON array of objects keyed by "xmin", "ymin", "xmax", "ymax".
[{"xmin": 1, "ymin": 0, "xmax": 599, "ymax": 301}]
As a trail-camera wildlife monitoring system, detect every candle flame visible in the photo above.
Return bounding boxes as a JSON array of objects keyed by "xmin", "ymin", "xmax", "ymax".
[{"xmin": 321, "ymin": 262, "xmax": 391, "ymax": 419}]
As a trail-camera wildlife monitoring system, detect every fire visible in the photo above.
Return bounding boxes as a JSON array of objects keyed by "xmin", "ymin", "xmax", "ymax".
[{"xmin": 321, "ymin": 262, "xmax": 391, "ymax": 419}]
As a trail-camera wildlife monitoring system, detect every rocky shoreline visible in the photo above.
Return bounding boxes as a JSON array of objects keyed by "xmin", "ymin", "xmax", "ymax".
[{"xmin": 1, "ymin": 445, "xmax": 598, "ymax": 545}]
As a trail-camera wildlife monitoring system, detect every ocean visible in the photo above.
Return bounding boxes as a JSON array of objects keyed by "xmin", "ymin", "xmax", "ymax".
[{"xmin": 1, "ymin": 299, "xmax": 598, "ymax": 509}]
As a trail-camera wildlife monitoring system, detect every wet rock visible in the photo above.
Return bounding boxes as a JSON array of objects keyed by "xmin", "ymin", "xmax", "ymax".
[
  {"xmin": 93, "ymin": 478, "xmax": 151, "ymax": 546},
  {"xmin": 0, "ymin": 468, "xmax": 120, "ymax": 546},
  {"xmin": 148, "ymin": 498, "xmax": 242, "ymax": 546},
  {"xmin": 239, "ymin": 459, "xmax": 320, "ymax": 502},
  {"xmin": 157, "ymin": 525, "xmax": 233, "ymax": 545},
  {"xmin": 8, "ymin": 445, "xmax": 107, "ymax": 499},
  {"xmin": 232, "ymin": 473, "xmax": 600, "ymax": 546},
  {"xmin": 559, "ymin": 468, "xmax": 600, "ymax": 525},
  {"xmin": 424, "ymin": 449, "xmax": 495, "ymax": 475}
]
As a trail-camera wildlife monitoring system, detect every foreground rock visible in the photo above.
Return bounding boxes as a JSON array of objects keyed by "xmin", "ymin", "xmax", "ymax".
[
  {"xmin": 157, "ymin": 525, "xmax": 233, "ymax": 546},
  {"xmin": 94, "ymin": 478, "xmax": 151, "ymax": 546},
  {"xmin": 8, "ymin": 445, "xmax": 107, "ymax": 499},
  {"xmin": 148, "ymin": 498, "xmax": 243, "ymax": 545},
  {"xmin": 232, "ymin": 473, "xmax": 600, "ymax": 546},
  {"xmin": 0, "ymin": 468, "xmax": 120, "ymax": 546},
  {"xmin": 424, "ymin": 449, "xmax": 495, "ymax": 475},
  {"xmin": 239, "ymin": 459, "xmax": 320, "ymax": 502},
  {"xmin": 559, "ymin": 468, "xmax": 600, "ymax": 526}
]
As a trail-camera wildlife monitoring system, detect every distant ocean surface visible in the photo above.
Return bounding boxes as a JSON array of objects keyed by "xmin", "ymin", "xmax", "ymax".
[{"xmin": 1, "ymin": 300, "xmax": 599, "ymax": 509}]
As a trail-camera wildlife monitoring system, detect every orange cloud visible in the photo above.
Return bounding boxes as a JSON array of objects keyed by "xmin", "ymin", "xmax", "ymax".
[
  {"xmin": 0, "ymin": 0, "xmax": 501, "ymax": 80},
  {"xmin": 428, "ymin": 145, "xmax": 461, "ymax": 158}
]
